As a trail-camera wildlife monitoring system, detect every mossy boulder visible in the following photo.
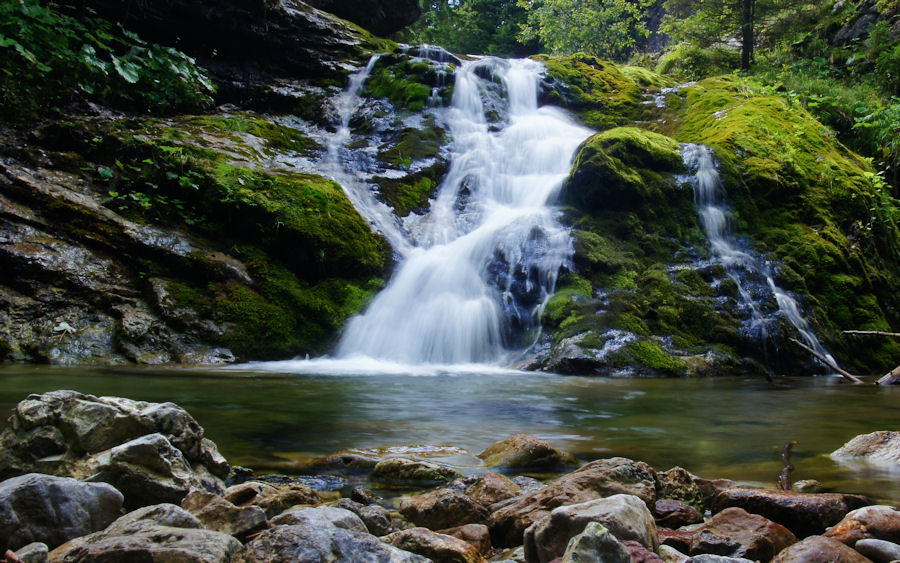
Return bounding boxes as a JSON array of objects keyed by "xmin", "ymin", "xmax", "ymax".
[{"xmin": 365, "ymin": 53, "xmax": 455, "ymax": 112}]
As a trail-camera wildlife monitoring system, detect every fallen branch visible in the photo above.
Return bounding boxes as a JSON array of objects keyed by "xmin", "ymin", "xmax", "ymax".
[
  {"xmin": 877, "ymin": 365, "xmax": 900, "ymax": 386},
  {"xmin": 842, "ymin": 330, "xmax": 900, "ymax": 338},
  {"xmin": 778, "ymin": 440, "xmax": 798, "ymax": 491},
  {"xmin": 789, "ymin": 338, "xmax": 865, "ymax": 385}
]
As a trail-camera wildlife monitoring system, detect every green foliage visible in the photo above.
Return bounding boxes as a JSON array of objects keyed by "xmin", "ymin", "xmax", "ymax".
[
  {"xmin": 657, "ymin": 43, "xmax": 742, "ymax": 80},
  {"xmin": 518, "ymin": 0, "xmax": 655, "ymax": 61},
  {"xmin": 0, "ymin": 1, "xmax": 213, "ymax": 122}
]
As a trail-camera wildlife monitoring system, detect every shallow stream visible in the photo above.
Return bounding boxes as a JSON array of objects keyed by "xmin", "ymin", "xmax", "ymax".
[{"xmin": 1, "ymin": 366, "xmax": 897, "ymax": 502}]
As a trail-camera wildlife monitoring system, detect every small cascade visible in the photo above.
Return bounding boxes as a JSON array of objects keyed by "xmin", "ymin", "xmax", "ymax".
[
  {"xmin": 326, "ymin": 55, "xmax": 411, "ymax": 254},
  {"xmin": 336, "ymin": 57, "xmax": 593, "ymax": 365},
  {"xmin": 681, "ymin": 144, "xmax": 838, "ymax": 370}
]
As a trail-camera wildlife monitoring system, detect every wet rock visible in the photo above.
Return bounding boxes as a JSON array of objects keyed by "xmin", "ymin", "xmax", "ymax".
[
  {"xmin": 382, "ymin": 527, "xmax": 484, "ymax": 563},
  {"xmin": 489, "ymin": 457, "xmax": 657, "ymax": 547},
  {"xmin": 623, "ymin": 539, "xmax": 665, "ymax": 562},
  {"xmin": 181, "ymin": 489, "xmax": 269, "ymax": 541},
  {"xmin": 690, "ymin": 507, "xmax": 796, "ymax": 561},
  {"xmin": 771, "ymin": 535, "xmax": 872, "ymax": 562},
  {"xmin": 437, "ymin": 524, "xmax": 493, "ymax": 556},
  {"xmin": 465, "ymin": 472, "xmax": 521, "ymax": 506},
  {"xmin": 660, "ymin": 528, "xmax": 697, "ymax": 553},
  {"xmin": 0, "ymin": 473, "xmax": 123, "ymax": 551},
  {"xmin": 688, "ymin": 556, "xmax": 755, "ymax": 562},
  {"xmin": 824, "ymin": 505, "xmax": 900, "ymax": 545},
  {"xmin": 854, "ymin": 538, "xmax": 900, "ymax": 562},
  {"xmin": 524, "ymin": 494, "xmax": 658, "ymax": 563},
  {"xmin": 831, "ymin": 431, "xmax": 900, "ymax": 464},
  {"xmin": 270, "ymin": 505, "xmax": 368, "ymax": 534},
  {"xmin": 659, "ymin": 543, "xmax": 689, "ymax": 562},
  {"xmin": 49, "ymin": 503, "xmax": 241, "ymax": 562},
  {"xmin": 658, "ymin": 467, "xmax": 708, "ymax": 507},
  {"xmin": 225, "ymin": 480, "xmax": 321, "ymax": 518},
  {"xmin": 336, "ymin": 498, "xmax": 395, "ymax": 536},
  {"xmin": 654, "ymin": 499, "xmax": 704, "ymax": 529},
  {"xmin": 542, "ymin": 332, "xmax": 606, "ymax": 375},
  {"xmin": 478, "ymin": 434, "xmax": 577, "ymax": 471},
  {"xmin": 0, "ymin": 391, "xmax": 228, "ymax": 509},
  {"xmin": 710, "ymin": 488, "xmax": 871, "ymax": 537},
  {"xmin": 237, "ymin": 524, "xmax": 428, "ymax": 562},
  {"xmin": 352, "ymin": 486, "xmax": 380, "ymax": 505},
  {"xmin": 305, "ymin": 451, "xmax": 383, "ymax": 473},
  {"xmin": 14, "ymin": 542, "xmax": 49, "ymax": 563},
  {"xmin": 399, "ymin": 488, "xmax": 490, "ymax": 530},
  {"xmin": 560, "ymin": 521, "xmax": 631, "ymax": 563},
  {"xmin": 305, "ymin": 0, "xmax": 421, "ymax": 36},
  {"xmin": 372, "ymin": 457, "xmax": 463, "ymax": 484}
]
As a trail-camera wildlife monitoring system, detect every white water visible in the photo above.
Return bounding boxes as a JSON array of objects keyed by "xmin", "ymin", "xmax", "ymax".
[
  {"xmin": 681, "ymin": 144, "xmax": 837, "ymax": 369},
  {"xmin": 336, "ymin": 58, "xmax": 593, "ymax": 365}
]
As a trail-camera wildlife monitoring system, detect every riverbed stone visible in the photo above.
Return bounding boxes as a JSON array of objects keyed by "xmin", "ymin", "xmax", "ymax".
[
  {"xmin": 437, "ymin": 523, "xmax": 493, "ymax": 556},
  {"xmin": 660, "ymin": 528, "xmax": 697, "ymax": 553},
  {"xmin": 336, "ymin": 498, "xmax": 395, "ymax": 536},
  {"xmin": 181, "ymin": 489, "xmax": 269, "ymax": 541},
  {"xmin": 489, "ymin": 457, "xmax": 657, "ymax": 547},
  {"xmin": 710, "ymin": 488, "xmax": 871, "ymax": 537},
  {"xmin": 655, "ymin": 499, "xmax": 704, "ymax": 528},
  {"xmin": 236, "ymin": 524, "xmax": 428, "ymax": 562},
  {"xmin": 854, "ymin": 538, "xmax": 900, "ymax": 562},
  {"xmin": 465, "ymin": 472, "xmax": 521, "ymax": 506},
  {"xmin": 771, "ymin": 535, "xmax": 872, "ymax": 562},
  {"xmin": 225, "ymin": 480, "xmax": 321, "ymax": 517},
  {"xmin": 657, "ymin": 467, "xmax": 707, "ymax": 508},
  {"xmin": 49, "ymin": 503, "xmax": 241, "ymax": 562},
  {"xmin": 372, "ymin": 457, "xmax": 463, "ymax": 484},
  {"xmin": 270, "ymin": 505, "xmax": 368, "ymax": 533},
  {"xmin": 15, "ymin": 542, "xmax": 49, "ymax": 563},
  {"xmin": 659, "ymin": 544, "xmax": 689, "ymax": 562},
  {"xmin": 478, "ymin": 434, "xmax": 577, "ymax": 471},
  {"xmin": 824, "ymin": 505, "xmax": 900, "ymax": 545},
  {"xmin": 831, "ymin": 431, "xmax": 900, "ymax": 464},
  {"xmin": 560, "ymin": 521, "xmax": 632, "ymax": 563},
  {"xmin": 690, "ymin": 507, "xmax": 796, "ymax": 561},
  {"xmin": 399, "ymin": 488, "xmax": 490, "ymax": 530},
  {"xmin": 0, "ymin": 473, "xmax": 123, "ymax": 551},
  {"xmin": 382, "ymin": 527, "xmax": 484, "ymax": 563},
  {"xmin": 524, "ymin": 493, "xmax": 658, "ymax": 563},
  {"xmin": 624, "ymin": 539, "xmax": 665, "ymax": 562}
]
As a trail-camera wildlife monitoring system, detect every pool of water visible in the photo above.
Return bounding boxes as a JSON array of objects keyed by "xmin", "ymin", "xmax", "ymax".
[{"xmin": 1, "ymin": 364, "xmax": 898, "ymax": 502}]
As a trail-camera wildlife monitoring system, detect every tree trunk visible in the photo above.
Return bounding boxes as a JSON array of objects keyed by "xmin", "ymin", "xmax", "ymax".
[{"xmin": 741, "ymin": 0, "xmax": 754, "ymax": 70}]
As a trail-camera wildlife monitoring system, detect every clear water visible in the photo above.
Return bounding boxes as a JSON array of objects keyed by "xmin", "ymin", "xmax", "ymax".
[{"xmin": 1, "ymin": 366, "xmax": 897, "ymax": 503}]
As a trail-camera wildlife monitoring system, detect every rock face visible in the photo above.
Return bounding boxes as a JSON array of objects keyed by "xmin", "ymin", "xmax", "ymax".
[
  {"xmin": 0, "ymin": 473, "xmax": 123, "ymax": 551},
  {"xmin": 382, "ymin": 527, "xmax": 485, "ymax": 563},
  {"xmin": 306, "ymin": 0, "xmax": 421, "ymax": 36},
  {"xmin": 477, "ymin": 434, "xmax": 577, "ymax": 471},
  {"xmin": 690, "ymin": 507, "xmax": 797, "ymax": 562},
  {"xmin": 489, "ymin": 457, "xmax": 657, "ymax": 547},
  {"xmin": 236, "ymin": 524, "xmax": 428, "ymax": 562},
  {"xmin": 0, "ymin": 391, "xmax": 228, "ymax": 508},
  {"xmin": 709, "ymin": 488, "xmax": 871, "ymax": 537},
  {"xmin": 49, "ymin": 503, "xmax": 242, "ymax": 562},
  {"xmin": 831, "ymin": 431, "xmax": 900, "ymax": 464},
  {"xmin": 824, "ymin": 505, "xmax": 900, "ymax": 546},
  {"xmin": 523, "ymin": 494, "xmax": 659, "ymax": 563},
  {"xmin": 771, "ymin": 535, "xmax": 872, "ymax": 563}
]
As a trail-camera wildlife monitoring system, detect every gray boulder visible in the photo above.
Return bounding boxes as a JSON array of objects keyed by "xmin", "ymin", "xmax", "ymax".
[
  {"xmin": 855, "ymin": 538, "xmax": 900, "ymax": 562},
  {"xmin": 831, "ymin": 431, "xmax": 900, "ymax": 464},
  {"xmin": 524, "ymin": 493, "xmax": 658, "ymax": 563},
  {"xmin": 14, "ymin": 543, "xmax": 49, "ymax": 563},
  {"xmin": 270, "ymin": 506, "xmax": 368, "ymax": 534},
  {"xmin": 235, "ymin": 524, "xmax": 429, "ymax": 562},
  {"xmin": 0, "ymin": 473, "xmax": 123, "ymax": 551},
  {"xmin": 0, "ymin": 391, "xmax": 228, "ymax": 508},
  {"xmin": 336, "ymin": 498, "xmax": 395, "ymax": 536},
  {"xmin": 182, "ymin": 489, "xmax": 269, "ymax": 541},
  {"xmin": 225, "ymin": 480, "xmax": 321, "ymax": 518},
  {"xmin": 561, "ymin": 522, "xmax": 632, "ymax": 563},
  {"xmin": 372, "ymin": 458, "xmax": 463, "ymax": 484}
]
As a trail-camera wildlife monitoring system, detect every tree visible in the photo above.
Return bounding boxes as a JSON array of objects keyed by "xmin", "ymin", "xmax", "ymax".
[{"xmin": 662, "ymin": 0, "xmax": 762, "ymax": 69}]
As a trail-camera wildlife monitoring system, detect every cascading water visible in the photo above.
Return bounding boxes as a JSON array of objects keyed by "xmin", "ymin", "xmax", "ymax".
[
  {"xmin": 336, "ymin": 58, "xmax": 593, "ymax": 365},
  {"xmin": 681, "ymin": 144, "xmax": 838, "ymax": 370}
]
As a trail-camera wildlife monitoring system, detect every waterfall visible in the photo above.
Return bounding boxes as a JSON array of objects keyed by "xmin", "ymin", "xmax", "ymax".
[
  {"xmin": 336, "ymin": 57, "xmax": 593, "ymax": 365},
  {"xmin": 681, "ymin": 144, "xmax": 838, "ymax": 370}
]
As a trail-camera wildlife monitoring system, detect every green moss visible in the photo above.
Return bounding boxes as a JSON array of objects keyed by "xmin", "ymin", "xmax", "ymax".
[
  {"xmin": 611, "ymin": 340, "xmax": 688, "ymax": 376},
  {"xmin": 535, "ymin": 53, "xmax": 645, "ymax": 130},
  {"xmin": 618, "ymin": 65, "xmax": 677, "ymax": 89},
  {"xmin": 364, "ymin": 54, "xmax": 452, "ymax": 111},
  {"xmin": 378, "ymin": 124, "xmax": 446, "ymax": 165},
  {"xmin": 375, "ymin": 168, "xmax": 444, "ymax": 217},
  {"xmin": 181, "ymin": 116, "xmax": 321, "ymax": 156},
  {"xmin": 657, "ymin": 44, "xmax": 742, "ymax": 81}
]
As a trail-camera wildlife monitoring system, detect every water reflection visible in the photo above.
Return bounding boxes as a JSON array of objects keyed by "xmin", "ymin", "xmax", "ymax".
[{"xmin": 0, "ymin": 366, "xmax": 897, "ymax": 502}]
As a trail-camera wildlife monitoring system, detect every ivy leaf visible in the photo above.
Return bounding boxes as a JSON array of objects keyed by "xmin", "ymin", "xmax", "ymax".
[{"xmin": 112, "ymin": 56, "xmax": 141, "ymax": 83}]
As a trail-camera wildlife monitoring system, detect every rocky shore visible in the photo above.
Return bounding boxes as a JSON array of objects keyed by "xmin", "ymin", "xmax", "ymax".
[{"xmin": 1, "ymin": 391, "xmax": 898, "ymax": 562}]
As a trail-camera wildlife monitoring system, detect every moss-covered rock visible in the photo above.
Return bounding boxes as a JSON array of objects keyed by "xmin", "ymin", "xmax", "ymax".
[{"xmin": 365, "ymin": 53, "xmax": 455, "ymax": 112}]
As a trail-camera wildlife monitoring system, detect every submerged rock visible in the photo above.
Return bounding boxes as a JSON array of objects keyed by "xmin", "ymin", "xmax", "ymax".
[
  {"xmin": 371, "ymin": 458, "xmax": 463, "ymax": 485},
  {"xmin": 477, "ymin": 434, "xmax": 577, "ymax": 471}
]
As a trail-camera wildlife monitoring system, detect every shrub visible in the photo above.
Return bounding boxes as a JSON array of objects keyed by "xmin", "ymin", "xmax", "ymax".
[{"xmin": 657, "ymin": 43, "xmax": 741, "ymax": 81}]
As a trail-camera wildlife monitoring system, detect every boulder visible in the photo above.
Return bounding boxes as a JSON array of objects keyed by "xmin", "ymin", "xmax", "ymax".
[
  {"xmin": 831, "ymin": 431, "xmax": 900, "ymax": 464},
  {"xmin": 690, "ymin": 507, "xmax": 796, "ymax": 562},
  {"xmin": 49, "ymin": 503, "xmax": 241, "ymax": 562},
  {"xmin": 688, "ymin": 556, "xmax": 755, "ymax": 562},
  {"xmin": 0, "ymin": 391, "xmax": 228, "ymax": 508},
  {"xmin": 560, "ymin": 522, "xmax": 631, "ymax": 563},
  {"xmin": 623, "ymin": 540, "xmax": 665, "ymax": 562},
  {"xmin": 399, "ymin": 488, "xmax": 490, "ymax": 530},
  {"xmin": 771, "ymin": 535, "xmax": 872, "ymax": 562},
  {"xmin": 13, "ymin": 543, "xmax": 49, "ymax": 563},
  {"xmin": 437, "ymin": 524, "xmax": 493, "ymax": 556},
  {"xmin": 372, "ymin": 458, "xmax": 463, "ymax": 484},
  {"xmin": 659, "ymin": 544, "xmax": 690, "ymax": 562},
  {"xmin": 489, "ymin": 457, "xmax": 657, "ymax": 547},
  {"xmin": 524, "ymin": 494, "xmax": 658, "ymax": 563},
  {"xmin": 657, "ymin": 467, "xmax": 709, "ymax": 507},
  {"xmin": 351, "ymin": 486, "xmax": 380, "ymax": 505},
  {"xmin": 654, "ymin": 499, "xmax": 703, "ymax": 529},
  {"xmin": 824, "ymin": 505, "xmax": 900, "ymax": 545},
  {"xmin": 0, "ymin": 473, "xmax": 123, "ymax": 551},
  {"xmin": 305, "ymin": 0, "xmax": 421, "ymax": 36},
  {"xmin": 478, "ymin": 434, "xmax": 577, "ymax": 471},
  {"xmin": 270, "ymin": 506, "xmax": 368, "ymax": 534},
  {"xmin": 336, "ymin": 498, "xmax": 395, "ymax": 536},
  {"xmin": 382, "ymin": 527, "xmax": 484, "ymax": 563},
  {"xmin": 659, "ymin": 528, "xmax": 697, "ymax": 554},
  {"xmin": 710, "ymin": 488, "xmax": 871, "ymax": 537},
  {"xmin": 236, "ymin": 524, "xmax": 428, "ymax": 562},
  {"xmin": 225, "ymin": 481, "xmax": 320, "ymax": 518},
  {"xmin": 465, "ymin": 472, "xmax": 521, "ymax": 506},
  {"xmin": 854, "ymin": 538, "xmax": 900, "ymax": 562},
  {"xmin": 181, "ymin": 489, "xmax": 268, "ymax": 541}
]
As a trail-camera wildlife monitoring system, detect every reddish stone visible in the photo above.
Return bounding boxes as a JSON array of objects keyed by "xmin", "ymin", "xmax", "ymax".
[
  {"xmin": 824, "ymin": 505, "xmax": 900, "ymax": 546},
  {"xmin": 659, "ymin": 528, "xmax": 696, "ymax": 553},
  {"xmin": 438, "ymin": 523, "xmax": 493, "ymax": 556},
  {"xmin": 654, "ymin": 499, "xmax": 703, "ymax": 529},
  {"xmin": 623, "ymin": 540, "xmax": 664, "ymax": 563},
  {"xmin": 772, "ymin": 535, "xmax": 872, "ymax": 562},
  {"xmin": 465, "ymin": 472, "xmax": 521, "ymax": 506},
  {"xmin": 691, "ymin": 507, "xmax": 797, "ymax": 562}
]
